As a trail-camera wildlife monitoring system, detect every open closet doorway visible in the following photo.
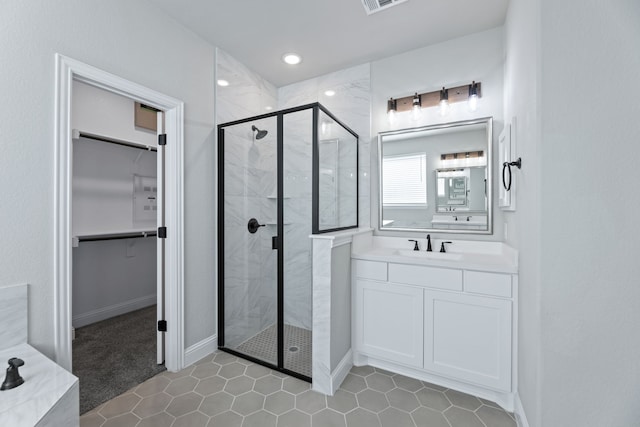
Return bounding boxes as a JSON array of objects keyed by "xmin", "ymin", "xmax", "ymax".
[
  {"xmin": 70, "ymin": 81, "xmax": 165, "ymax": 413},
  {"xmin": 54, "ymin": 54, "xmax": 185, "ymax": 413}
]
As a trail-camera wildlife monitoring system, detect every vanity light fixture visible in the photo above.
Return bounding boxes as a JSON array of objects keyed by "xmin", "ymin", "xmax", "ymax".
[
  {"xmin": 386, "ymin": 82, "xmax": 482, "ymax": 118},
  {"xmin": 439, "ymin": 87, "xmax": 450, "ymax": 116},
  {"xmin": 440, "ymin": 150, "xmax": 486, "ymax": 168},
  {"xmin": 387, "ymin": 98, "xmax": 397, "ymax": 124}
]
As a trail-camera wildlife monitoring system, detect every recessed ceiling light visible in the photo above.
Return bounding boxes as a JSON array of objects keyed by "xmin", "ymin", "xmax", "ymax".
[
  {"xmin": 282, "ymin": 53, "xmax": 302, "ymax": 65},
  {"xmin": 217, "ymin": 79, "xmax": 229, "ymax": 87},
  {"xmin": 324, "ymin": 90, "xmax": 336, "ymax": 97},
  {"xmin": 265, "ymin": 106, "xmax": 273, "ymax": 111}
]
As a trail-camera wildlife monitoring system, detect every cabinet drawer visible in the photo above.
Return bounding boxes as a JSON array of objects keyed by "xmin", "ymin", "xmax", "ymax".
[
  {"xmin": 388, "ymin": 263, "xmax": 462, "ymax": 291},
  {"xmin": 354, "ymin": 260, "xmax": 388, "ymax": 281},
  {"xmin": 464, "ymin": 271, "xmax": 512, "ymax": 298}
]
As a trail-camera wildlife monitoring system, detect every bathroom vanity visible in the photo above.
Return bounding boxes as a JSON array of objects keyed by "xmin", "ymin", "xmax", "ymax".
[{"xmin": 350, "ymin": 232, "xmax": 518, "ymax": 411}]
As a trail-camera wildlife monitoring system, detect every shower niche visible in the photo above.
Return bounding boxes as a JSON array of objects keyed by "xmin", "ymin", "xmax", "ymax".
[{"xmin": 217, "ymin": 103, "xmax": 358, "ymax": 381}]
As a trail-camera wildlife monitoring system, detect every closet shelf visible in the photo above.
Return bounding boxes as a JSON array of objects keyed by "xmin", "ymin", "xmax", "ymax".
[
  {"xmin": 73, "ymin": 129, "xmax": 157, "ymax": 152},
  {"xmin": 74, "ymin": 228, "xmax": 157, "ymax": 242}
]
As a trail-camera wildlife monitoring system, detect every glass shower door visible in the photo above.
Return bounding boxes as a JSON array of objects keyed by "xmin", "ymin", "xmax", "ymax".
[
  {"xmin": 282, "ymin": 109, "xmax": 313, "ymax": 378},
  {"xmin": 220, "ymin": 117, "xmax": 278, "ymax": 366}
]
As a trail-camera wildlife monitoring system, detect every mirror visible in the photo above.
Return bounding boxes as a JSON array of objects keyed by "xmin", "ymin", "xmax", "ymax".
[{"xmin": 378, "ymin": 117, "xmax": 492, "ymax": 234}]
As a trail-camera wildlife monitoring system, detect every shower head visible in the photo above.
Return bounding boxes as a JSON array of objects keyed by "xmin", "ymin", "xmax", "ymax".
[{"xmin": 251, "ymin": 125, "xmax": 268, "ymax": 140}]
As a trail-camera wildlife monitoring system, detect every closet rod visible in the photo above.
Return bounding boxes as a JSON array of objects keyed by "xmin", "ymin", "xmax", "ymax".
[
  {"xmin": 75, "ymin": 130, "xmax": 157, "ymax": 152},
  {"xmin": 78, "ymin": 232, "xmax": 157, "ymax": 242}
]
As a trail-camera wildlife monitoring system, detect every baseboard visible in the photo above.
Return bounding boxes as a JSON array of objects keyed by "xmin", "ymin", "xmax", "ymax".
[
  {"xmin": 72, "ymin": 294, "xmax": 156, "ymax": 328},
  {"xmin": 514, "ymin": 392, "xmax": 530, "ymax": 427},
  {"xmin": 355, "ymin": 352, "xmax": 515, "ymax": 412},
  {"xmin": 331, "ymin": 349, "xmax": 353, "ymax": 394},
  {"xmin": 184, "ymin": 334, "xmax": 218, "ymax": 367}
]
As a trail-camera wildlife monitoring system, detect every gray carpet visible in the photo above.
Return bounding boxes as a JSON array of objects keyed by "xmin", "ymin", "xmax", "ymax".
[{"xmin": 72, "ymin": 305, "xmax": 166, "ymax": 414}]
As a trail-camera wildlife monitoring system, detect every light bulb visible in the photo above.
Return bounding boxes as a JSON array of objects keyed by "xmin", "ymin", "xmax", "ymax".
[
  {"xmin": 387, "ymin": 98, "xmax": 397, "ymax": 125},
  {"xmin": 468, "ymin": 81, "xmax": 479, "ymax": 112},
  {"xmin": 468, "ymin": 94, "xmax": 478, "ymax": 111},
  {"xmin": 387, "ymin": 109, "xmax": 397, "ymax": 125},
  {"xmin": 411, "ymin": 93, "xmax": 421, "ymax": 121},
  {"xmin": 439, "ymin": 99, "xmax": 450, "ymax": 116},
  {"xmin": 439, "ymin": 87, "xmax": 449, "ymax": 116}
]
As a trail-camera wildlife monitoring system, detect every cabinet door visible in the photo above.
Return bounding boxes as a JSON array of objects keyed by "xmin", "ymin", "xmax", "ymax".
[
  {"xmin": 355, "ymin": 279, "xmax": 424, "ymax": 368},
  {"xmin": 424, "ymin": 290, "xmax": 512, "ymax": 391}
]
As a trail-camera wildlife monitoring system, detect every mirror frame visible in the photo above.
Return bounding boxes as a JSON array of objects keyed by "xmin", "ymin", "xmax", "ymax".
[{"xmin": 378, "ymin": 117, "xmax": 493, "ymax": 235}]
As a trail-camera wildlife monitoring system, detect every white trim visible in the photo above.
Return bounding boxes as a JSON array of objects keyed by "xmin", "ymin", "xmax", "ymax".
[
  {"xmin": 54, "ymin": 54, "xmax": 185, "ymax": 373},
  {"xmin": 72, "ymin": 295, "xmax": 156, "ymax": 328},
  {"xmin": 514, "ymin": 392, "xmax": 530, "ymax": 427},
  {"xmin": 331, "ymin": 349, "xmax": 353, "ymax": 394},
  {"xmin": 184, "ymin": 334, "xmax": 219, "ymax": 367}
]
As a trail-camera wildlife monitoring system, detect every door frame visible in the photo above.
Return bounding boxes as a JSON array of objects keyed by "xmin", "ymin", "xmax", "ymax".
[{"xmin": 53, "ymin": 54, "xmax": 185, "ymax": 372}]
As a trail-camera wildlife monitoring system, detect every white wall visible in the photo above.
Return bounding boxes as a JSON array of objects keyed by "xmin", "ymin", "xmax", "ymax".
[
  {"xmin": 503, "ymin": 1, "xmax": 542, "ymax": 425},
  {"xmin": 371, "ymin": 27, "xmax": 504, "ymax": 240},
  {"xmin": 538, "ymin": 1, "xmax": 640, "ymax": 425},
  {"xmin": 0, "ymin": 0, "xmax": 216, "ymax": 357}
]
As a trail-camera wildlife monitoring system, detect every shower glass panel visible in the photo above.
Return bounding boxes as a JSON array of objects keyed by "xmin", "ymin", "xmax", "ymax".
[
  {"xmin": 218, "ymin": 103, "xmax": 358, "ymax": 382},
  {"xmin": 317, "ymin": 110, "xmax": 359, "ymax": 232},
  {"xmin": 283, "ymin": 109, "xmax": 313, "ymax": 377},
  {"xmin": 220, "ymin": 116, "xmax": 278, "ymax": 366}
]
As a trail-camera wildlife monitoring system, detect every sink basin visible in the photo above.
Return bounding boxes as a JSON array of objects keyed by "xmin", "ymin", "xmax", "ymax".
[{"xmin": 394, "ymin": 249, "xmax": 463, "ymax": 261}]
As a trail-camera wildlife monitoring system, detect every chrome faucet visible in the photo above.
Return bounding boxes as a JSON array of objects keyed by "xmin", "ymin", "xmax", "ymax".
[{"xmin": 425, "ymin": 234, "xmax": 433, "ymax": 252}]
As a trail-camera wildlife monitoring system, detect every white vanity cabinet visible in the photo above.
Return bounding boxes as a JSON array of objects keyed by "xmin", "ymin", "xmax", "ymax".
[
  {"xmin": 352, "ymin": 257, "xmax": 517, "ymax": 410},
  {"xmin": 355, "ymin": 279, "xmax": 424, "ymax": 368},
  {"xmin": 424, "ymin": 289, "xmax": 512, "ymax": 391}
]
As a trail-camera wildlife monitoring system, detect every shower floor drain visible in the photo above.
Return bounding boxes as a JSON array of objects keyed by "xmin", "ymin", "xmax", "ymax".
[{"xmin": 288, "ymin": 346, "xmax": 299, "ymax": 353}]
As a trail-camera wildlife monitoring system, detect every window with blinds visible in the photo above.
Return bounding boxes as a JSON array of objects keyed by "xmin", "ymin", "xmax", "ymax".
[{"xmin": 382, "ymin": 153, "xmax": 427, "ymax": 206}]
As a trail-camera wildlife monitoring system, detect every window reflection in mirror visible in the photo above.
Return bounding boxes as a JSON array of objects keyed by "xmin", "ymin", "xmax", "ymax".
[{"xmin": 378, "ymin": 117, "xmax": 492, "ymax": 234}]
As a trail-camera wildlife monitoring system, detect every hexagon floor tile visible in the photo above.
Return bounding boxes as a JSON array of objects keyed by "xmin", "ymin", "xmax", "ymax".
[{"xmin": 80, "ymin": 351, "xmax": 516, "ymax": 427}]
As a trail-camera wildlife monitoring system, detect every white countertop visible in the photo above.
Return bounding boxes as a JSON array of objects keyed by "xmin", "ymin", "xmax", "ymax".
[
  {"xmin": 352, "ymin": 236, "xmax": 518, "ymax": 274},
  {"xmin": 0, "ymin": 343, "xmax": 78, "ymax": 426}
]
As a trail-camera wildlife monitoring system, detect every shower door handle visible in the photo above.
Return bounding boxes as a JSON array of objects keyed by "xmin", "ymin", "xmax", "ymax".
[
  {"xmin": 247, "ymin": 218, "xmax": 265, "ymax": 234},
  {"xmin": 272, "ymin": 236, "xmax": 278, "ymax": 250}
]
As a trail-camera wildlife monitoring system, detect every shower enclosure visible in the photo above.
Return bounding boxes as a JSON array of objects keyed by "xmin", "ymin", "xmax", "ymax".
[{"xmin": 218, "ymin": 103, "xmax": 358, "ymax": 381}]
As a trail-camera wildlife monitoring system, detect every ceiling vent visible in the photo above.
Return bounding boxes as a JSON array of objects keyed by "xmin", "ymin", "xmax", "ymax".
[{"xmin": 361, "ymin": 0, "xmax": 408, "ymax": 15}]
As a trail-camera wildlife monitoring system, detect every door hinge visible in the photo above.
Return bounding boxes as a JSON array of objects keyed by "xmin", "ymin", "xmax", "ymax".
[
  {"xmin": 158, "ymin": 227, "xmax": 167, "ymax": 238},
  {"xmin": 158, "ymin": 134, "xmax": 167, "ymax": 146},
  {"xmin": 158, "ymin": 320, "xmax": 167, "ymax": 332}
]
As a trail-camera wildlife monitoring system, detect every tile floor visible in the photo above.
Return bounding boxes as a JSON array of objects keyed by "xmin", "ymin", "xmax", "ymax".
[
  {"xmin": 236, "ymin": 324, "xmax": 312, "ymax": 378},
  {"xmin": 80, "ymin": 351, "xmax": 516, "ymax": 427}
]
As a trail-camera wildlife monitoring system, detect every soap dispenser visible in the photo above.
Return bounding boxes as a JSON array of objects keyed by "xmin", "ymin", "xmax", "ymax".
[{"xmin": 1, "ymin": 358, "xmax": 25, "ymax": 391}]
